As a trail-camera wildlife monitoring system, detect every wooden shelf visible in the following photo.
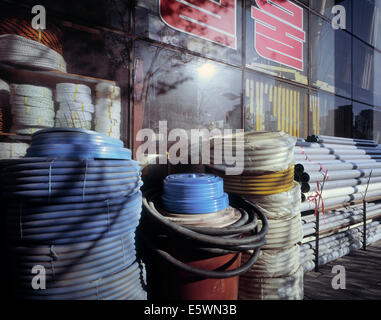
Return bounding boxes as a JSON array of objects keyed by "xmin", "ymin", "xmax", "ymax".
[{"xmin": 0, "ymin": 63, "xmax": 116, "ymax": 90}]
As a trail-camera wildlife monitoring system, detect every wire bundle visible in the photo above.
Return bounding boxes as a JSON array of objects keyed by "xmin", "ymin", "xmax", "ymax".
[
  {"xmin": 0, "ymin": 142, "xmax": 29, "ymax": 159},
  {"xmin": 10, "ymin": 84, "xmax": 55, "ymax": 135},
  {"xmin": 94, "ymin": 83, "xmax": 121, "ymax": 139},
  {"xmin": 0, "ymin": 34, "xmax": 66, "ymax": 72},
  {"xmin": 0, "ymin": 78, "xmax": 10, "ymax": 133},
  {"xmin": 55, "ymin": 83, "xmax": 93, "ymax": 130},
  {"xmin": 1, "ymin": 128, "xmax": 147, "ymax": 300}
]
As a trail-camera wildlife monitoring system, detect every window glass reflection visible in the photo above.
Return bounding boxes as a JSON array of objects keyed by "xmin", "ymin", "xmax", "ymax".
[{"xmin": 245, "ymin": 72, "xmax": 308, "ymax": 137}]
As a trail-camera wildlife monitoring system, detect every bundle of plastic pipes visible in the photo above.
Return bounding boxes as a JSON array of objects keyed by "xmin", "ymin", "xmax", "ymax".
[
  {"xmin": 55, "ymin": 83, "xmax": 94, "ymax": 130},
  {"xmin": 0, "ymin": 128, "xmax": 147, "ymax": 300},
  {"xmin": 208, "ymin": 131, "xmax": 304, "ymax": 300},
  {"xmin": 9, "ymin": 84, "xmax": 55, "ymax": 135},
  {"xmin": 94, "ymin": 83, "xmax": 121, "ymax": 139},
  {"xmin": 294, "ymin": 135, "xmax": 381, "ymax": 211},
  {"xmin": 300, "ymin": 221, "xmax": 381, "ymax": 272},
  {"xmin": 0, "ymin": 15, "xmax": 66, "ymax": 72},
  {"xmin": 140, "ymin": 173, "xmax": 268, "ymax": 300}
]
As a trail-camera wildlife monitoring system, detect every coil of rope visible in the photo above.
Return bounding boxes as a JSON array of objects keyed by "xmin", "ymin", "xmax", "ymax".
[
  {"xmin": 140, "ymin": 189, "xmax": 268, "ymax": 279},
  {"xmin": 0, "ymin": 34, "xmax": 66, "ymax": 72}
]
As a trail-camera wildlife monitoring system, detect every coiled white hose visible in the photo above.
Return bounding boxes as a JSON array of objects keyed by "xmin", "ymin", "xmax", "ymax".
[
  {"xmin": 55, "ymin": 119, "xmax": 92, "ymax": 130},
  {"xmin": 11, "ymin": 84, "xmax": 53, "ymax": 99},
  {"xmin": 0, "ymin": 35, "xmax": 66, "ymax": 72},
  {"xmin": 56, "ymin": 110, "xmax": 93, "ymax": 121},
  {"xmin": 96, "ymin": 83, "xmax": 120, "ymax": 100}
]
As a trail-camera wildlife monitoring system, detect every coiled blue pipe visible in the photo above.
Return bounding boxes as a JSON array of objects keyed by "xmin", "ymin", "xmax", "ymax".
[
  {"xmin": 162, "ymin": 173, "xmax": 229, "ymax": 214},
  {"xmin": 2, "ymin": 129, "xmax": 146, "ymax": 300}
]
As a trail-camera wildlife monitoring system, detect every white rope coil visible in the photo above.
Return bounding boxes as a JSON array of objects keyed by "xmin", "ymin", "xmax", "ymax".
[
  {"xmin": 0, "ymin": 35, "xmax": 66, "ymax": 72},
  {"xmin": 244, "ymin": 182, "xmax": 301, "ymax": 220},
  {"xmin": 242, "ymin": 245, "xmax": 300, "ymax": 278},
  {"xmin": 0, "ymin": 142, "xmax": 29, "ymax": 159},
  {"xmin": 95, "ymin": 83, "xmax": 120, "ymax": 100},
  {"xmin": 11, "ymin": 84, "xmax": 53, "ymax": 99},
  {"xmin": 239, "ymin": 266, "xmax": 304, "ymax": 300}
]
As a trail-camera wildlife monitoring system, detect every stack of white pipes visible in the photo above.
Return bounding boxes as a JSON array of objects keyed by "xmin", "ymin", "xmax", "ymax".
[{"xmin": 294, "ymin": 135, "xmax": 381, "ymax": 212}]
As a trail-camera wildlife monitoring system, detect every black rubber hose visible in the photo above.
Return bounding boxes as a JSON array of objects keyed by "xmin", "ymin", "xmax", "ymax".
[{"xmin": 140, "ymin": 189, "xmax": 268, "ymax": 279}]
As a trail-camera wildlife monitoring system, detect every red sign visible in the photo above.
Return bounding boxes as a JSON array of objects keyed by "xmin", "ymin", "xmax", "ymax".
[
  {"xmin": 251, "ymin": 0, "xmax": 305, "ymax": 71},
  {"xmin": 159, "ymin": 0, "xmax": 237, "ymax": 49}
]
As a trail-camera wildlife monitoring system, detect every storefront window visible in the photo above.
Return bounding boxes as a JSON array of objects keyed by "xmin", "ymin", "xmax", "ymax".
[
  {"xmin": 309, "ymin": 91, "xmax": 352, "ymax": 137},
  {"xmin": 133, "ymin": 40, "xmax": 242, "ymax": 139},
  {"xmin": 246, "ymin": 0, "xmax": 308, "ymax": 85},
  {"xmin": 352, "ymin": 102, "xmax": 374, "ymax": 140},
  {"xmin": 245, "ymin": 71, "xmax": 308, "ymax": 137},
  {"xmin": 310, "ymin": 13, "xmax": 351, "ymax": 97},
  {"xmin": 135, "ymin": 0, "xmax": 243, "ymax": 66},
  {"xmin": 374, "ymin": 107, "xmax": 381, "ymax": 143}
]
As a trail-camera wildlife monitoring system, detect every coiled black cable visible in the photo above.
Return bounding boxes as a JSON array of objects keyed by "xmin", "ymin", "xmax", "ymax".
[{"xmin": 140, "ymin": 189, "xmax": 268, "ymax": 279}]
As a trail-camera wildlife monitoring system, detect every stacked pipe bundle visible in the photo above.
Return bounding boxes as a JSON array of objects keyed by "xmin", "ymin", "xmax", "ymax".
[
  {"xmin": 55, "ymin": 83, "xmax": 94, "ymax": 130},
  {"xmin": 141, "ymin": 173, "xmax": 268, "ymax": 300},
  {"xmin": 94, "ymin": 83, "xmax": 121, "ymax": 139},
  {"xmin": 208, "ymin": 131, "xmax": 304, "ymax": 300},
  {"xmin": 0, "ymin": 128, "xmax": 146, "ymax": 300},
  {"xmin": 294, "ymin": 135, "xmax": 381, "ymax": 212},
  {"xmin": 0, "ymin": 79, "xmax": 10, "ymax": 133},
  {"xmin": 300, "ymin": 221, "xmax": 381, "ymax": 272},
  {"xmin": 10, "ymin": 84, "xmax": 55, "ymax": 135},
  {"xmin": 0, "ymin": 15, "xmax": 66, "ymax": 72}
]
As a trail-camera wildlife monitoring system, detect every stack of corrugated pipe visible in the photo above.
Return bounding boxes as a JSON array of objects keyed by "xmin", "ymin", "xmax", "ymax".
[
  {"xmin": 10, "ymin": 84, "xmax": 55, "ymax": 135},
  {"xmin": 55, "ymin": 83, "xmax": 93, "ymax": 130},
  {"xmin": 0, "ymin": 128, "xmax": 147, "ymax": 300},
  {"xmin": 140, "ymin": 173, "xmax": 268, "ymax": 300},
  {"xmin": 294, "ymin": 135, "xmax": 381, "ymax": 271},
  {"xmin": 0, "ymin": 15, "xmax": 66, "ymax": 72},
  {"xmin": 208, "ymin": 131, "xmax": 304, "ymax": 300},
  {"xmin": 94, "ymin": 83, "xmax": 121, "ymax": 139}
]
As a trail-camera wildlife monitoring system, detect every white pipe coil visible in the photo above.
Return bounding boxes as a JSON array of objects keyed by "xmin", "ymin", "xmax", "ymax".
[
  {"xmin": 0, "ymin": 78, "xmax": 10, "ymax": 91},
  {"xmin": 55, "ymin": 110, "xmax": 93, "ymax": 121},
  {"xmin": 11, "ymin": 84, "xmax": 53, "ymax": 99},
  {"xmin": 0, "ymin": 35, "xmax": 66, "ymax": 72},
  {"xmin": 0, "ymin": 142, "xmax": 29, "ymax": 159},
  {"xmin": 10, "ymin": 126, "xmax": 51, "ymax": 135},
  {"xmin": 12, "ymin": 116, "xmax": 54, "ymax": 127},
  {"xmin": 56, "ymin": 83, "xmax": 91, "ymax": 95},
  {"xmin": 11, "ymin": 106, "xmax": 55, "ymax": 118},
  {"xmin": 54, "ymin": 119, "xmax": 92, "ymax": 130},
  {"xmin": 241, "ymin": 245, "xmax": 300, "ymax": 278},
  {"xmin": 95, "ymin": 105, "xmax": 121, "ymax": 120},
  {"xmin": 95, "ymin": 83, "xmax": 121, "ymax": 100},
  {"xmin": 259, "ymin": 214, "xmax": 303, "ymax": 250},
  {"xmin": 58, "ymin": 101, "xmax": 94, "ymax": 113},
  {"xmin": 11, "ymin": 96, "xmax": 54, "ymax": 109},
  {"xmin": 239, "ymin": 266, "xmax": 304, "ymax": 300},
  {"xmin": 56, "ymin": 92, "xmax": 92, "ymax": 105},
  {"xmin": 95, "ymin": 98, "xmax": 122, "ymax": 112}
]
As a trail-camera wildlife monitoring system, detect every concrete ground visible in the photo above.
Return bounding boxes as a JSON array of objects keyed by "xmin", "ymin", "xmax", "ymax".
[{"xmin": 303, "ymin": 240, "xmax": 381, "ymax": 300}]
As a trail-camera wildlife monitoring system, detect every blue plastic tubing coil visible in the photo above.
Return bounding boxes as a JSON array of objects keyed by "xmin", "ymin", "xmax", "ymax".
[
  {"xmin": 1, "ymin": 129, "xmax": 147, "ymax": 299},
  {"xmin": 25, "ymin": 128, "xmax": 131, "ymax": 160},
  {"xmin": 161, "ymin": 173, "xmax": 229, "ymax": 214}
]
